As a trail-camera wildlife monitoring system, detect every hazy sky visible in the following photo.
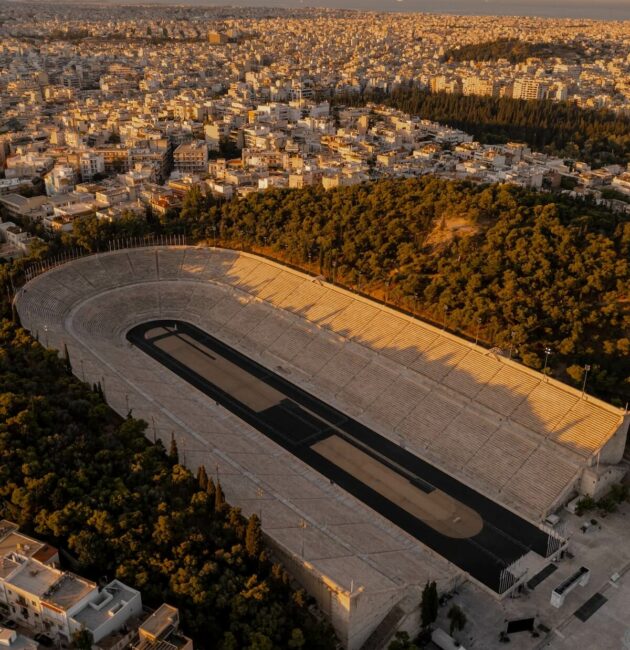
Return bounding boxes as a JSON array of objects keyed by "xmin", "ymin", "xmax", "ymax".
[{"xmin": 83, "ymin": 0, "xmax": 630, "ymax": 20}]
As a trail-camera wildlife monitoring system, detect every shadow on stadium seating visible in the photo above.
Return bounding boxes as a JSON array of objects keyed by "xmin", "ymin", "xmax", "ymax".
[{"xmin": 15, "ymin": 246, "xmax": 626, "ymax": 538}]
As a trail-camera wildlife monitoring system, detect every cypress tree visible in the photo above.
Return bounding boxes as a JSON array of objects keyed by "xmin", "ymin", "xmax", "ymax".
[
  {"xmin": 169, "ymin": 433, "xmax": 179, "ymax": 464},
  {"xmin": 206, "ymin": 476, "xmax": 216, "ymax": 501},
  {"xmin": 245, "ymin": 514, "xmax": 262, "ymax": 558},
  {"xmin": 420, "ymin": 580, "xmax": 438, "ymax": 629},
  {"xmin": 197, "ymin": 465, "xmax": 208, "ymax": 491},
  {"xmin": 63, "ymin": 344, "xmax": 72, "ymax": 373},
  {"xmin": 11, "ymin": 302, "xmax": 21, "ymax": 327},
  {"xmin": 214, "ymin": 480, "xmax": 225, "ymax": 513}
]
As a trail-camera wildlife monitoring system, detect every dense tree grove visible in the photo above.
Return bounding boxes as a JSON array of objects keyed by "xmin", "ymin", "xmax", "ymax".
[
  {"xmin": 4, "ymin": 178, "xmax": 627, "ymax": 403},
  {"xmin": 442, "ymin": 38, "xmax": 584, "ymax": 64},
  {"xmin": 332, "ymin": 88, "xmax": 630, "ymax": 167},
  {"xmin": 0, "ymin": 321, "xmax": 336, "ymax": 649},
  {"xmin": 179, "ymin": 179, "xmax": 625, "ymax": 404}
]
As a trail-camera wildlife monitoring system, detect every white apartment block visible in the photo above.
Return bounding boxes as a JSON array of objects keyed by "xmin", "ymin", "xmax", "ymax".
[
  {"xmin": 0, "ymin": 522, "xmax": 142, "ymax": 648},
  {"xmin": 44, "ymin": 166, "xmax": 76, "ymax": 197},
  {"xmin": 80, "ymin": 152, "xmax": 105, "ymax": 182}
]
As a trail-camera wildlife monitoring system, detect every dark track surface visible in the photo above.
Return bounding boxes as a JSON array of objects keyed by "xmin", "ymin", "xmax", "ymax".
[{"xmin": 128, "ymin": 319, "xmax": 552, "ymax": 593}]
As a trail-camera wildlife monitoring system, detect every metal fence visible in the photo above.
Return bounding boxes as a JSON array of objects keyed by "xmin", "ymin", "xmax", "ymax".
[{"xmin": 23, "ymin": 233, "xmax": 190, "ymax": 282}]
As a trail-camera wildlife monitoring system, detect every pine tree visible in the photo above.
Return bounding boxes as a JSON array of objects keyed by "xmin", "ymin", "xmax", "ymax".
[
  {"xmin": 197, "ymin": 465, "xmax": 208, "ymax": 491},
  {"xmin": 169, "ymin": 433, "xmax": 179, "ymax": 464},
  {"xmin": 245, "ymin": 514, "xmax": 262, "ymax": 558}
]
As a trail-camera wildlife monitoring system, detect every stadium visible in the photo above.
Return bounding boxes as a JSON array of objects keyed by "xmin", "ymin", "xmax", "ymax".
[{"xmin": 15, "ymin": 245, "xmax": 629, "ymax": 649}]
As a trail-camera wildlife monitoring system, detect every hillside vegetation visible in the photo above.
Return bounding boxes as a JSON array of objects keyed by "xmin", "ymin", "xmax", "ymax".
[
  {"xmin": 0, "ymin": 320, "xmax": 336, "ymax": 649},
  {"xmin": 12, "ymin": 177, "xmax": 625, "ymax": 404},
  {"xmin": 332, "ymin": 88, "xmax": 630, "ymax": 167},
  {"xmin": 213, "ymin": 180, "xmax": 629, "ymax": 404},
  {"xmin": 442, "ymin": 38, "xmax": 585, "ymax": 64}
]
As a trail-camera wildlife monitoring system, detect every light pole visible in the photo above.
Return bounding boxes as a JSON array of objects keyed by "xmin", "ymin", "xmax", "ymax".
[
  {"xmin": 44, "ymin": 325, "xmax": 48, "ymax": 348},
  {"xmin": 212, "ymin": 224, "xmax": 217, "ymax": 248},
  {"xmin": 508, "ymin": 330, "xmax": 516, "ymax": 360},
  {"xmin": 442, "ymin": 305, "xmax": 449, "ymax": 331},
  {"xmin": 332, "ymin": 260, "xmax": 337, "ymax": 285},
  {"xmin": 543, "ymin": 347, "xmax": 552, "ymax": 377},
  {"xmin": 581, "ymin": 364, "xmax": 591, "ymax": 397},
  {"xmin": 475, "ymin": 318, "xmax": 482, "ymax": 345},
  {"xmin": 256, "ymin": 487, "xmax": 264, "ymax": 521},
  {"xmin": 385, "ymin": 279, "xmax": 391, "ymax": 303}
]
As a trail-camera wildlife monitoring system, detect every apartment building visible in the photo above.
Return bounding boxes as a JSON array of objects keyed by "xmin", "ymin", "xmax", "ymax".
[
  {"xmin": 173, "ymin": 142, "xmax": 208, "ymax": 175},
  {"xmin": 512, "ymin": 78, "xmax": 548, "ymax": 101},
  {"xmin": 44, "ymin": 166, "xmax": 76, "ymax": 196},
  {"xmin": 133, "ymin": 604, "xmax": 193, "ymax": 650},
  {"xmin": 0, "ymin": 523, "xmax": 192, "ymax": 650},
  {"xmin": 94, "ymin": 147, "xmax": 131, "ymax": 175},
  {"xmin": 0, "ymin": 221, "xmax": 41, "ymax": 255},
  {"xmin": 462, "ymin": 77, "xmax": 499, "ymax": 98},
  {"xmin": 80, "ymin": 152, "xmax": 105, "ymax": 182},
  {"xmin": 0, "ymin": 521, "xmax": 139, "ymax": 646}
]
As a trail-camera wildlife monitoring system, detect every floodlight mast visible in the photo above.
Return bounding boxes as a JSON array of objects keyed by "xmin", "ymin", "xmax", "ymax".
[
  {"xmin": 581, "ymin": 364, "xmax": 591, "ymax": 397},
  {"xmin": 543, "ymin": 347, "xmax": 552, "ymax": 378}
]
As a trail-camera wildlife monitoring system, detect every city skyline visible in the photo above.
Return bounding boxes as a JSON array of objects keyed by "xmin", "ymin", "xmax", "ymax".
[{"xmin": 36, "ymin": 0, "xmax": 630, "ymax": 21}]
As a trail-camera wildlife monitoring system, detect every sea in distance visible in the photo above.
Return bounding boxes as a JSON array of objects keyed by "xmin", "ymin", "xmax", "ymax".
[{"xmin": 87, "ymin": 0, "xmax": 630, "ymax": 20}]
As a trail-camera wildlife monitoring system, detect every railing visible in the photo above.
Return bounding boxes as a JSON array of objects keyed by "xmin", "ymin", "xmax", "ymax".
[
  {"xmin": 540, "ymin": 521, "xmax": 568, "ymax": 558},
  {"xmin": 498, "ymin": 553, "xmax": 529, "ymax": 595},
  {"xmin": 22, "ymin": 234, "xmax": 190, "ymax": 283}
]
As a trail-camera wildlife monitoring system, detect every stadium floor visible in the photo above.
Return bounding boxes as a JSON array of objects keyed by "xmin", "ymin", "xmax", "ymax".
[{"xmin": 128, "ymin": 319, "xmax": 552, "ymax": 593}]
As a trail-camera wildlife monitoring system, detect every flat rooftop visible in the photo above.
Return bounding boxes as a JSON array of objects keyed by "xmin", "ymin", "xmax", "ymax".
[
  {"xmin": 73, "ymin": 581, "xmax": 137, "ymax": 631},
  {"xmin": 6, "ymin": 561, "xmax": 59, "ymax": 597},
  {"xmin": 0, "ymin": 525, "xmax": 44, "ymax": 561},
  {"xmin": 139, "ymin": 603, "xmax": 179, "ymax": 640},
  {"xmin": 43, "ymin": 573, "xmax": 95, "ymax": 611},
  {"xmin": 0, "ymin": 556, "xmax": 22, "ymax": 581}
]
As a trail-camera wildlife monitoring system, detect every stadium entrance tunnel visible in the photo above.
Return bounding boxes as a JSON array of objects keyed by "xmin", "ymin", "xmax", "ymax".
[{"xmin": 128, "ymin": 319, "xmax": 554, "ymax": 594}]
